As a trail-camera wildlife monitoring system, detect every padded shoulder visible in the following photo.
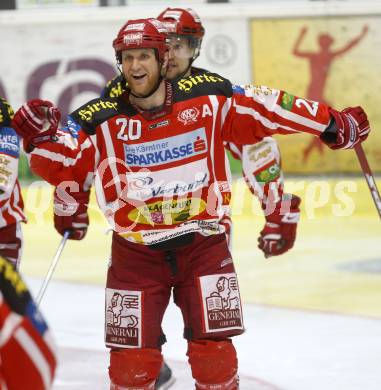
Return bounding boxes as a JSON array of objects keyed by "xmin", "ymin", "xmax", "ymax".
[
  {"xmin": 69, "ymin": 97, "xmax": 120, "ymax": 135},
  {"xmin": 173, "ymin": 72, "xmax": 233, "ymax": 102},
  {"xmin": 102, "ymin": 74, "xmax": 127, "ymax": 99},
  {"xmin": 0, "ymin": 97, "xmax": 14, "ymax": 127}
]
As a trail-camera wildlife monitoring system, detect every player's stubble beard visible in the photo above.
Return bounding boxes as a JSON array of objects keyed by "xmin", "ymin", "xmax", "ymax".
[{"xmin": 128, "ymin": 61, "xmax": 167, "ymax": 99}]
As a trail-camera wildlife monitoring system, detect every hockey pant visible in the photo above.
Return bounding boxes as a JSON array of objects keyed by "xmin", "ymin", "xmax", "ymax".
[
  {"xmin": 106, "ymin": 232, "xmax": 244, "ymax": 389},
  {"xmin": 0, "ymin": 223, "xmax": 23, "ymax": 268}
]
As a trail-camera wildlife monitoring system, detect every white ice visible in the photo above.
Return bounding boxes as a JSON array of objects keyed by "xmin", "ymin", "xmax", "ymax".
[{"xmin": 26, "ymin": 277, "xmax": 381, "ymax": 390}]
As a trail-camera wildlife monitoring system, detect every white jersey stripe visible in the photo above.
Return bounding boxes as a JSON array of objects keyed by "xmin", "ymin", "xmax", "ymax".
[
  {"xmin": 14, "ymin": 327, "xmax": 53, "ymax": 390},
  {"xmin": 209, "ymin": 95, "xmax": 224, "ymax": 220},
  {"xmin": 0, "ymin": 182, "xmax": 25, "ymax": 228},
  {"xmin": 82, "ymin": 135, "xmax": 98, "ymax": 191},
  {"xmin": 233, "ymin": 100, "xmax": 300, "ymax": 134},
  {"xmin": 101, "ymin": 121, "xmax": 122, "ymax": 194},
  {"xmin": 0, "ymin": 311, "xmax": 22, "ymax": 347},
  {"xmin": 11, "ymin": 183, "xmax": 25, "ymax": 220},
  {"xmin": 226, "ymin": 142, "xmax": 242, "ymax": 159},
  {"xmin": 273, "ymin": 105, "xmax": 327, "ymax": 133},
  {"xmin": 33, "ymin": 138, "xmax": 93, "ymax": 166}
]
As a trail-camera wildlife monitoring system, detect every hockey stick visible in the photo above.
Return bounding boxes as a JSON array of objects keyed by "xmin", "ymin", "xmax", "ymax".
[
  {"xmin": 36, "ymin": 230, "xmax": 70, "ymax": 306},
  {"xmin": 354, "ymin": 144, "xmax": 381, "ymax": 219}
]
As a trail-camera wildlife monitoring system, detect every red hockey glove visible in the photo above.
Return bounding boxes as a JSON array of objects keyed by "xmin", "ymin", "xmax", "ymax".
[
  {"xmin": 321, "ymin": 107, "xmax": 370, "ymax": 150},
  {"xmin": 12, "ymin": 99, "xmax": 61, "ymax": 149},
  {"xmin": 54, "ymin": 189, "xmax": 90, "ymax": 240},
  {"xmin": 258, "ymin": 194, "xmax": 301, "ymax": 258}
]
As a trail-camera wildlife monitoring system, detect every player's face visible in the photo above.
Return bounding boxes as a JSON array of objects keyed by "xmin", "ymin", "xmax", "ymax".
[
  {"xmin": 121, "ymin": 48, "xmax": 161, "ymax": 97},
  {"xmin": 166, "ymin": 36, "xmax": 194, "ymax": 80}
]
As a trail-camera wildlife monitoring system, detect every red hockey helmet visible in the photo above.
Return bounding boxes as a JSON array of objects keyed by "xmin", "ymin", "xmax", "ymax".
[
  {"xmin": 113, "ymin": 18, "xmax": 169, "ymax": 64},
  {"xmin": 157, "ymin": 8, "xmax": 205, "ymax": 59},
  {"xmin": 157, "ymin": 8, "xmax": 205, "ymax": 38}
]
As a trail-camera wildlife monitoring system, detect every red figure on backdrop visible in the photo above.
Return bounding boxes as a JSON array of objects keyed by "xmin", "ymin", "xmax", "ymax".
[{"xmin": 292, "ymin": 25, "xmax": 368, "ymax": 162}]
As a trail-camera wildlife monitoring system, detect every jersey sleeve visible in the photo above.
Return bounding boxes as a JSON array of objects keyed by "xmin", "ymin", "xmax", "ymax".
[
  {"xmin": 225, "ymin": 137, "xmax": 285, "ymax": 208},
  {"xmin": 241, "ymin": 137, "xmax": 285, "ymax": 205},
  {"xmin": 223, "ymin": 141, "xmax": 242, "ymax": 161},
  {"xmin": 222, "ymin": 85, "xmax": 331, "ymax": 144},
  {"xmin": 29, "ymin": 97, "xmax": 119, "ymax": 190},
  {"xmin": 28, "ymin": 117, "xmax": 96, "ymax": 190},
  {"xmin": 0, "ymin": 256, "xmax": 56, "ymax": 390},
  {"xmin": 0, "ymin": 99, "xmax": 20, "ymax": 202},
  {"xmin": 0, "ymin": 127, "xmax": 20, "ymax": 202}
]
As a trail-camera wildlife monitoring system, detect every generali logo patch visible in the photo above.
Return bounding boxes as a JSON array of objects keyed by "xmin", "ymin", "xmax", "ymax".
[
  {"xmin": 177, "ymin": 107, "xmax": 200, "ymax": 125},
  {"xmin": 105, "ymin": 289, "xmax": 142, "ymax": 348},
  {"xmin": 198, "ymin": 273, "xmax": 243, "ymax": 333}
]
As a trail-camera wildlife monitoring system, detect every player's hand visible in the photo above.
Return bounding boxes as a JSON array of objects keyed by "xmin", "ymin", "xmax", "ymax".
[
  {"xmin": 322, "ymin": 106, "xmax": 370, "ymax": 150},
  {"xmin": 258, "ymin": 194, "xmax": 301, "ymax": 258},
  {"xmin": 12, "ymin": 99, "xmax": 61, "ymax": 148},
  {"xmin": 54, "ymin": 188, "xmax": 89, "ymax": 240}
]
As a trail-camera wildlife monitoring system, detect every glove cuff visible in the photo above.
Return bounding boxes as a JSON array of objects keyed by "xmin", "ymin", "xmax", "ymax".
[
  {"xmin": 265, "ymin": 193, "xmax": 301, "ymax": 224},
  {"xmin": 54, "ymin": 188, "xmax": 90, "ymax": 217}
]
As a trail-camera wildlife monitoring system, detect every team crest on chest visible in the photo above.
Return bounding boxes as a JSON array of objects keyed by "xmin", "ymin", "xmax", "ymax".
[{"xmin": 177, "ymin": 107, "xmax": 200, "ymax": 125}]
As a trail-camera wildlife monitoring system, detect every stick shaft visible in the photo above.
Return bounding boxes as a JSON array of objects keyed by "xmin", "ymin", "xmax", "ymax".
[
  {"xmin": 36, "ymin": 231, "xmax": 70, "ymax": 306},
  {"xmin": 355, "ymin": 144, "xmax": 381, "ymax": 219}
]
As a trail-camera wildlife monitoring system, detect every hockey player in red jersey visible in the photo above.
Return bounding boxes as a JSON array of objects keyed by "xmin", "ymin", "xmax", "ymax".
[
  {"xmin": 12, "ymin": 18, "xmax": 369, "ymax": 390},
  {"xmin": 102, "ymin": 8, "xmax": 301, "ymax": 257},
  {"xmin": 0, "ymin": 98, "xmax": 26, "ymax": 268},
  {"xmin": 0, "ymin": 256, "xmax": 57, "ymax": 389}
]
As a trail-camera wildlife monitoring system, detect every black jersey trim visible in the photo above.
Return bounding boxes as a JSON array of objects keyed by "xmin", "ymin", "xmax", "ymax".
[
  {"xmin": 69, "ymin": 95, "xmax": 137, "ymax": 135},
  {"xmin": 173, "ymin": 72, "xmax": 233, "ymax": 102}
]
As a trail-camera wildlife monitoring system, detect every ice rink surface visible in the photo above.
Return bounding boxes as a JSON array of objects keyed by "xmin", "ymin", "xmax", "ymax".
[
  {"xmin": 21, "ymin": 180, "xmax": 381, "ymax": 389},
  {"xmin": 27, "ymin": 278, "xmax": 381, "ymax": 390}
]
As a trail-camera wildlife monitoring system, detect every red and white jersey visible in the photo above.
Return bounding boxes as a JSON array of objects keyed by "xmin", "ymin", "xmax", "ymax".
[
  {"xmin": 28, "ymin": 75, "xmax": 330, "ymax": 245},
  {"xmin": 0, "ymin": 256, "xmax": 56, "ymax": 389},
  {"xmin": 0, "ymin": 98, "xmax": 26, "ymax": 229},
  {"xmin": 226, "ymin": 136, "xmax": 285, "ymax": 206},
  {"xmin": 103, "ymin": 69, "xmax": 291, "ymax": 235}
]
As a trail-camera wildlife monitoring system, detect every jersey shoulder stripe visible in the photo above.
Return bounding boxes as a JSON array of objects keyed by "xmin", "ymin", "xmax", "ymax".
[
  {"xmin": 173, "ymin": 72, "xmax": 233, "ymax": 102},
  {"xmin": 69, "ymin": 96, "xmax": 136, "ymax": 135}
]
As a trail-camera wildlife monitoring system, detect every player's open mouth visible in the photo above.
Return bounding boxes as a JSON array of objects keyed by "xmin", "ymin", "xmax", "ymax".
[{"xmin": 132, "ymin": 74, "xmax": 146, "ymax": 80}]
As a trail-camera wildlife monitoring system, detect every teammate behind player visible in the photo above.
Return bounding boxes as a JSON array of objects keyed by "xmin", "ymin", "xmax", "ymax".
[
  {"xmin": 12, "ymin": 18, "xmax": 370, "ymax": 390},
  {"xmin": 0, "ymin": 256, "xmax": 57, "ymax": 389},
  {"xmin": 157, "ymin": 7, "xmax": 301, "ymax": 256},
  {"xmin": 0, "ymin": 98, "xmax": 26, "ymax": 268}
]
